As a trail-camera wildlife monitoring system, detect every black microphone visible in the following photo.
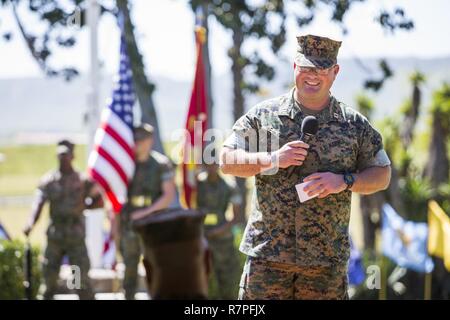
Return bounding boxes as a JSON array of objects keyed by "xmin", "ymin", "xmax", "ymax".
[
  {"xmin": 299, "ymin": 115, "xmax": 319, "ymax": 140},
  {"xmin": 287, "ymin": 116, "xmax": 318, "ymax": 178}
]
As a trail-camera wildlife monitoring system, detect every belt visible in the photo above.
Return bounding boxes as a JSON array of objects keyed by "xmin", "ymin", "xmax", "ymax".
[
  {"xmin": 204, "ymin": 212, "xmax": 219, "ymax": 226},
  {"xmin": 130, "ymin": 195, "xmax": 152, "ymax": 207},
  {"xmin": 50, "ymin": 214, "xmax": 83, "ymax": 224}
]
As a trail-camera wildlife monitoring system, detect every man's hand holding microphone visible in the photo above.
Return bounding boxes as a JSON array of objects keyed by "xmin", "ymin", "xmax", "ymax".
[{"xmin": 268, "ymin": 115, "xmax": 349, "ymax": 199}]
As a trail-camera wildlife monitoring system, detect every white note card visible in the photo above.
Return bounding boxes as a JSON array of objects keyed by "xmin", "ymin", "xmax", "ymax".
[{"xmin": 295, "ymin": 181, "xmax": 318, "ymax": 203}]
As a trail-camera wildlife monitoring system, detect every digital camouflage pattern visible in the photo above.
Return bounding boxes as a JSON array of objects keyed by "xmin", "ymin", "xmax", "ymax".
[
  {"xmin": 238, "ymin": 257, "xmax": 348, "ymax": 300},
  {"xmin": 224, "ymin": 88, "xmax": 390, "ymax": 269},
  {"xmin": 295, "ymin": 34, "xmax": 342, "ymax": 69},
  {"xmin": 196, "ymin": 173, "xmax": 242, "ymax": 234},
  {"xmin": 119, "ymin": 150, "xmax": 175, "ymax": 299},
  {"xmin": 37, "ymin": 170, "xmax": 95, "ymax": 299},
  {"xmin": 196, "ymin": 173, "xmax": 242, "ymax": 299}
]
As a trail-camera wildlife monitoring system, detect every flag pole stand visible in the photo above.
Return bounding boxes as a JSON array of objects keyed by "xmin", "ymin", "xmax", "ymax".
[{"xmin": 424, "ymin": 271, "xmax": 432, "ymax": 300}]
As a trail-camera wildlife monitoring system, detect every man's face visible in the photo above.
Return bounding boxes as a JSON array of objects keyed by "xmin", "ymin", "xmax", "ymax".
[
  {"xmin": 135, "ymin": 137, "xmax": 153, "ymax": 158},
  {"xmin": 294, "ymin": 64, "xmax": 340, "ymax": 100},
  {"xmin": 57, "ymin": 152, "xmax": 74, "ymax": 167},
  {"xmin": 204, "ymin": 163, "xmax": 219, "ymax": 177}
]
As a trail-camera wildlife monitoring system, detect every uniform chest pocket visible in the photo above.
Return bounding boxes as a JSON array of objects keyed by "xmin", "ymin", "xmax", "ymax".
[
  {"xmin": 256, "ymin": 126, "xmax": 282, "ymax": 153},
  {"xmin": 142, "ymin": 168, "xmax": 161, "ymax": 195},
  {"xmin": 315, "ymin": 123, "xmax": 359, "ymax": 173},
  {"xmin": 47, "ymin": 182, "xmax": 63, "ymax": 200},
  {"xmin": 69, "ymin": 181, "xmax": 83, "ymax": 195},
  {"xmin": 205, "ymin": 191, "xmax": 219, "ymax": 206}
]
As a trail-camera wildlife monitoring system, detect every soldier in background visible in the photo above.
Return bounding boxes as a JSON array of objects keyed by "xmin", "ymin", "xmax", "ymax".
[
  {"xmin": 197, "ymin": 160, "xmax": 242, "ymax": 299},
  {"xmin": 133, "ymin": 208, "xmax": 210, "ymax": 299},
  {"xmin": 117, "ymin": 124, "xmax": 176, "ymax": 299},
  {"xmin": 23, "ymin": 139, "xmax": 103, "ymax": 300}
]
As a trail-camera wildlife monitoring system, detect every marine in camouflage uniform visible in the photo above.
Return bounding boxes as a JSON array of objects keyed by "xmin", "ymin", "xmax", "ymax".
[
  {"xmin": 221, "ymin": 34, "xmax": 392, "ymax": 299},
  {"xmin": 24, "ymin": 140, "xmax": 103, "ymax": 300},
  {"xmin": 196, "ymin": 163, "xmax": 243, "ymax": 299},
  {"xmin": 118, "ymin": 124, "xmax": 176, "ymax": 300}
]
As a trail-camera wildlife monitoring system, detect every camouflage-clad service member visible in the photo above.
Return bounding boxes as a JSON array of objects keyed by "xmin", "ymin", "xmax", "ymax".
[
  {"xmin": 24, "ymin": 140, "xmax": 104, "ymax": 300},
  {"xmin": 197, "ymin": 162, "xmax": 243, "ymax": 299},
  {"xmin": 118, "ymin": 123, "xmax": 176, "ymax": 300},
  {"xmin": 220, "ymin": 34, "xmax": 392, "ymax": 300}
]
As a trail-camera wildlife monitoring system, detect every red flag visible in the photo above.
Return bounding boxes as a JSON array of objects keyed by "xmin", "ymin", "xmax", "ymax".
[{"xmin": 181, "ymin": 22, "xmax": 208, "ymax": 209}]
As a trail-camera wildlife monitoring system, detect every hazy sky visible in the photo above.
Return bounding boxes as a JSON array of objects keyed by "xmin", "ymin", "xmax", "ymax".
[{"xmin": 0, "ymin": 0, "xmax": 449, "ymax": 80}]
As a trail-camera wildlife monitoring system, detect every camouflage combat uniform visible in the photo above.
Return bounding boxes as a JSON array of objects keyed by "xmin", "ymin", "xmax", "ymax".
[
  {"xmin": 196, "ymin": 173, "xmax": 243, "ymax": 299},
  {"xmin": 223, "ymin": 88, "xmax": 391, "ymax": 299},
  {"xmin": 37, "ymin": 170, "xmax": 95, "ymax": 300},
  {"xmin": 119, "ymin": 150, "xmax": 175, "ymax": 300}
]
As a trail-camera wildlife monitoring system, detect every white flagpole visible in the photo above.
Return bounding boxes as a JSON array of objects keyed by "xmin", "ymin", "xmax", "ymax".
[
  {"xmin": 87, "ymin": 0, "xmax": 100, "ymax": 153},
  {"xmin": 85, "ymin": 0, "xmax": 104, "ymax": 270}
]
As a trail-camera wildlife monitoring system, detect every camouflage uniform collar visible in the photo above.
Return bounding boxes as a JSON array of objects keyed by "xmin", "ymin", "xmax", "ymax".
[
  {"xmin": 279, "ymin": 88, "xmax": 345, "ymax": 123},
  {"xmin": 278, "ymin": 88, "xmax": 300, "ymax": 119},
  {"xmin": 56, "ymin": 168, "xmax": 76, "ymax": 178}
]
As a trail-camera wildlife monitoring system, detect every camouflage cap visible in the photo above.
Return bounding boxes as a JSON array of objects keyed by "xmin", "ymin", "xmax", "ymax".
[
  {"xmin": 133, "ymin": 208, "xmax": 206, "ymax": 246},
  {"xmin": 57, "ymin": 139, "xmax": 75, "ymax": 154},
  {"xmin": 295, "ymin": 34, "xmax": 342, "ymax": 69},
  {"xmin": 134, "ymin": 123, "xmax": 154, "ymax": 141}
]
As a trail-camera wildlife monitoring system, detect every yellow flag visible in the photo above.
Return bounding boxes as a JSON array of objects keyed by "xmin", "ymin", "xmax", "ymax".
[{"xmin": 428, "ymin": 200, "xmax": 450, "ymax": 271}]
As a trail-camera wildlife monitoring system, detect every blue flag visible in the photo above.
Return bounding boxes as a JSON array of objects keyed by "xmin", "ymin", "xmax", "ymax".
[
  {"xmin": 381, "ymin": 203, "xmax": 434, "ymax": 273},
  {"xmin": 348, "ymin": 238, "xmax": 365, "ymax": 286},
  {"xmin": 0, "ymin": 222, "xmax": 11, "ymax": 240}
]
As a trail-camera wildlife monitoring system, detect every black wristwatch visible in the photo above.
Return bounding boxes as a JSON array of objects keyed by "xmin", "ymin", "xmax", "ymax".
[{"xmin": 343, "ymin": 172, "xmax": 355, "ymax": 190}]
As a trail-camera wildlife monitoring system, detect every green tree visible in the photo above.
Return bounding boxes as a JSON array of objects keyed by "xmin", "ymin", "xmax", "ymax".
[
  {"xmin": 400, "ymin": 71, "xmax": 425, "ymax": 148},
  {"xmin": 0, "ymin": 0, "xmax": 165, "ymax": 152},
  {"xmin": 356, "ymin": 93, "xmax": 380, "ymax": 251},
  {"xmin": 423, "ymin": 83, "xmax": 450, "ymax": 189},
  {"xmin": 116, "ymin": 0, "xmax": 164, "ymax": 152}
]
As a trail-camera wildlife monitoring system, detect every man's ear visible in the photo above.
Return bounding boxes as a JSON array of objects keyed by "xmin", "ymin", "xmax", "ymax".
[{"xmin": 333, "ymin": 64, "xmax": 340, "ymax": 76}]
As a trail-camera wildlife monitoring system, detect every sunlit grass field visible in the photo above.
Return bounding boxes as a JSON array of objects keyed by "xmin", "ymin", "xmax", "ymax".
[
  {"xmin": 0, "ymin": 143, "xmax": 364, "ymax": 249},
  {"xmin": 0, "ymin": 142, "xmax": 198, "ymax": 245}
]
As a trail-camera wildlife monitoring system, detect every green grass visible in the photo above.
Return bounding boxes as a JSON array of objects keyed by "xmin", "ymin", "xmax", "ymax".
[
  {"xmin": 0, "ymin": 142, "xmax": 183, "ymax": 246},
  {"xmin": 0, "ymin": 142, "xmax": 180, "ymax": 196},
  {"xmin": 0, "ymin": 144, "xmax": 87, "ymax": 196},
  {"xmin": 0, "ymin": 203, "xmax": 50, "ymax": 246}
]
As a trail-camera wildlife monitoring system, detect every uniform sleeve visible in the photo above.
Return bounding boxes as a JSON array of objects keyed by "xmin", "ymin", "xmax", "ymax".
[
  {"xmin": 81, "ymin": 173, "xmax": 95, "ymax": 196},
  {"xmin": 356, "ymin": 120, "xmax": 391, "ymax": 171},
  {"xmin": 160, "ymin": 158, "xmax": 175, "ymax": 182},
  {"xmin": 223, "ymin": 108, "xmax": 259, "ymax": 152},
  {"xmin": 36, "ymin": 175, "xmax": 51, "ymax": 200}
]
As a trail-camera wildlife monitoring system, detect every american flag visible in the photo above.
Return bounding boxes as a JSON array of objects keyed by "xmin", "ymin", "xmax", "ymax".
[{"xmin": 88, "ymin": 36, "xmax": 135, "ymax": 213}]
